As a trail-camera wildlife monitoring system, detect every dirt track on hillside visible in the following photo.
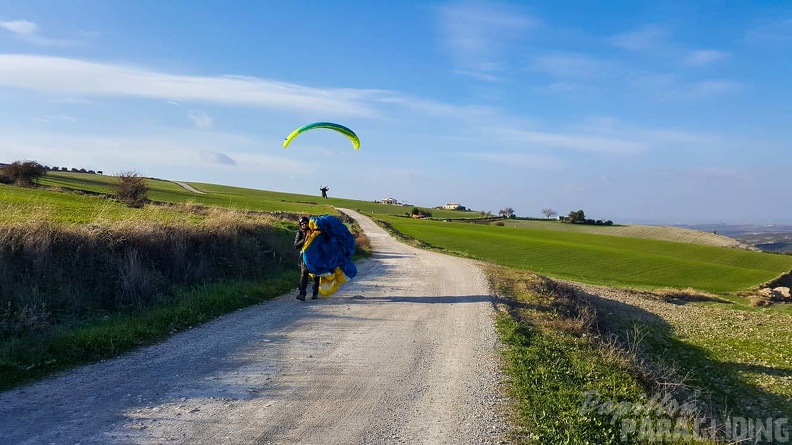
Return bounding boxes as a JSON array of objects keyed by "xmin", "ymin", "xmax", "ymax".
[{"xmin": 0, "ymin": 209, "xmax": 507, "ymax": 444}]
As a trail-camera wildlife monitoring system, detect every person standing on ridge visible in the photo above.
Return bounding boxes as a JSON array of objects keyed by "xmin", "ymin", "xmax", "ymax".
[
  {"xmin": 294, "ymin": 216, "xmax": 320, "ymax": 300},
  {"xmin": 320, "ymin": 186, "xmax": 329, "ymax": 199}
]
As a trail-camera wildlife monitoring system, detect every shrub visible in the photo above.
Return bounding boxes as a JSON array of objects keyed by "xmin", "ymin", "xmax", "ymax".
[
  {"xmin": 114, "ymin": 171, "xmax": 149, "ymax": 208},
  {"xmin": 0, "ymin": 160, "xmax": 46, "ymax": 187},
  {"xmin": 0, "ymin": 215, "xmax": 294, "ymax": 319}
]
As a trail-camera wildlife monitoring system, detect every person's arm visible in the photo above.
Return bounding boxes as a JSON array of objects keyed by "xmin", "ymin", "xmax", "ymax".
[{"xmin": 294, "ymin": 230, "xmax": 306, "ymax": 250}]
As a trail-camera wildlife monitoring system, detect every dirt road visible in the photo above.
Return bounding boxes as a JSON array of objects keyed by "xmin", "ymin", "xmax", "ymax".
[
  {"xmin": 173, "ymin": 181, "xmax": 206, "ymax": 194},
  {"xmin": 0, "ymin": 209, "xmax": 507, "ymax": 444}
]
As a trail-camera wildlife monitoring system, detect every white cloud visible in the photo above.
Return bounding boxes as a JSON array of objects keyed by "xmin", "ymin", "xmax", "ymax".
[
  {"xmin": 683, "ymin": 80, "xmax": 742, "ymax": 97},
  {"xmin": 0, "ymin": 129, "xmax": 311, "ymax": 175},
  {"xmin": 685, "ymin": 50, "xmax": 729, "ymax": 66},
  {"xmin": 533, "ymin": 81, "xmax": 587, "ymax": 95},
  {"xmin": 491, "ymin": 126, "xmax": 646, "ymax": 155},
  {"xmin": 451, "ymin": 69, "xmax": 503, "ymax": 82},
  {"xmin": 188, "ymin": 111, "xmax": 213, "ymax": 129},
  {"xmin": 628, "ymin": 73, "xmax": 741, "ymax": 99},
  {"xmin": 611, "ymin": 25, "xmax": 671, "ymax": 51},
  {"xmin": 0, "ymin": 20, "xmax": 73, "ymax": 46},
  {"xmin": 0, "ymin": 55, "xmax": 386, "ymax": 117},
  {"xmin": 0, "ymin": 20, "xmax": 39, "ymax": 35},
  {"xmin": 79, "ymin": 30, "xmax": 102, "ymax": 38},
  {"xmin": 35, "ymin": 114, "xmax": 78, "ymax": 123},
  {"xmin": 436, "ymin": 1, "xmax": 537, "ymax": 80},
  {"xmin": 463, "ymin": 152, "xmax": 564, "ymax": 170},
  {"xmin": 531, "ymin": 53, "xmax": 606, "ymax": 78}
]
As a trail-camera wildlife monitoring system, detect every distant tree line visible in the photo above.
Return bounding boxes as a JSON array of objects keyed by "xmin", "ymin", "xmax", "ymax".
[
  {"xmin": 0, "ymin": 161, "xmax": 104, "ymax": 176},
  {"xmin": 499, "ymin": 207, "xmax": 516, "ymax": 218},
  {"xmin": 1, "ymin": 159, "xmax": 148, "ymax": 208},
  {"xmin": 0, "ymin": 160, "xmax": 46, "ymax": 187},
  {"xmin": 558, "ymin": 209, "xmax": 613, "ymax": 225},
  {"xmin": 44, "ymin": 165, "xmax": 103, "ymax": 175}
]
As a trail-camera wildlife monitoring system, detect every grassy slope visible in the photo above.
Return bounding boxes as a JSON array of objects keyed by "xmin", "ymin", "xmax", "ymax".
[
  {"xmin": 379, "ymin": 215, "xmax": 792, "ymax": 294},
  {"xmin": 497, "ymin": 219, "xmax": 747, "ymax": 249},
  {"xmin": 38, "ymin": 171, "xmax": 479, "ymax": 220},
  {"xmin": 0, "ymin": 183, "xmax": 201, "ymax": 224}
]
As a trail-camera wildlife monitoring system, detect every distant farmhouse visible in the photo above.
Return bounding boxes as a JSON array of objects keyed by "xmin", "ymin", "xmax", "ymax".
[
  {"xmin": 380, "ymin": 197, "xmax": 401, "ymax": 205},
  {"xmin": 442, "ymin": 202, "xmax": 466, "ymax": 211}
]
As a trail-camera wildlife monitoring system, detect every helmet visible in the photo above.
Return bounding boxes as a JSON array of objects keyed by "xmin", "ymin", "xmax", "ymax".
[{"xmin": 299, "ymin": 216, "xmax": 310, "ymax": 225}]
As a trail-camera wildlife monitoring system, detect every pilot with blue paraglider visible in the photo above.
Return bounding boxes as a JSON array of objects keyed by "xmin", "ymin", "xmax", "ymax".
[{"xmin": 293, "ymin": 214, "xmax": 357, "ymax": 301}]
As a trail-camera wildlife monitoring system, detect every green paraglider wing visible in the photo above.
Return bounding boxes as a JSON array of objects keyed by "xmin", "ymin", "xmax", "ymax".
[{"xmin": 283, "ymin": 122, "xmax": 360, "ymax": 149}]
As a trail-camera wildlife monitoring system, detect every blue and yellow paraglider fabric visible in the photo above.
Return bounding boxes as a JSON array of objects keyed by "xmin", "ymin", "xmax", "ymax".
[{"xmin": 301, "ymin": 215, "xmax": 357, "ymax": 296}]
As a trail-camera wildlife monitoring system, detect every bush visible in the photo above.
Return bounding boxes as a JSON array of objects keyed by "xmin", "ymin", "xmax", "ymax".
[
  {"xmin": 0, "ymin": 161, "xmax": 46, "ymax": 187},
  {"xmin": 114, "ymin": 171, "xmax": 149, "ymax": 208}
]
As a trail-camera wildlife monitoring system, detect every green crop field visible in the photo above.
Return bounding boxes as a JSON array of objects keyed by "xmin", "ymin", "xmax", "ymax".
[
  {"xmin": 37, "ymin": 171, "xmax": 476, "ymax": 220},
  {"xmin": 493, "ymin": 218, "xmax": 746, "ymax": 248},
  {"xmin": 377, "ymin": 215, "xmax": 792, "ymax": 294},
  {"xmin": 0, "ymin": 183, "xmax": 204, "ymax": 225}
]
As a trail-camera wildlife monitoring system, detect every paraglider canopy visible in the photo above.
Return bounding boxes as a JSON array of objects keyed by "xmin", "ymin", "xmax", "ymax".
[
  {"xmin": 300, "ymin": 215, "xmax": 357, "ymax": 296},
  {"xmin": 283, "ymin": 122, "xmax": 360, "ymax": 150}
]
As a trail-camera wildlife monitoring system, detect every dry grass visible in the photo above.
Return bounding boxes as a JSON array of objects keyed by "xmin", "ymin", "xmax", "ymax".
[
  {"xmin": 749, "ymin": 297, "xmax": 773, "ymax": 307},
  {"xmin": 649, "ymin": 287, "xmax": 732, "ymax": 304},
  {"xmin": 486, "ymin": 265, "xmax": 719, "ymax": 443},
  {"xmin": 0, "ymin": 207, "xmax": 295, "ymax": 337},
  {"xmin": 354, "ymin": 231, "xmax": 371, "ymax": 252}
]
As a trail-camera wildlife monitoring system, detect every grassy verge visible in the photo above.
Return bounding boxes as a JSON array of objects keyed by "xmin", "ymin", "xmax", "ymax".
[
  {"xmin": 489, "ymin": 266, "xmax": 717, "ymax": 444},
  {"xmin": 587, "ymin": 286, "xmax": 792, "ymax": 421},
  {"xmin": 0, "ymin": 273, "xmax": 295, "ymax": 391}
]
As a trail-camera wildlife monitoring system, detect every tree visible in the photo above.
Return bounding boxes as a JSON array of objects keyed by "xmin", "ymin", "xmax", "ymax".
[
  {"xmin": 498, "ymin": 207, "xmax": 515, "ymax": 218},
  {"xmin": 410, "ymin": 207, "xmax": 432, "ymax": 218},
  {"xmin": 541, "ymin": 208, "xmax": 558, "ymax": 219},
  {"xmin": 0, "ymin": 160, "xmax": 46, "ymax": 187},
  {"xmin": 114, "ymin": 171, "xmax": 149, "ymax": 208},
  {"xmin": 567, "ymin": 209, "xmax": 586, "ymax": 223}
]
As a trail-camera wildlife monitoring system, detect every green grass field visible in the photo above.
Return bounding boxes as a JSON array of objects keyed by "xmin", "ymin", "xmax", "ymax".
[
  {"xmin": 377, "ymin": 215, "xmax": 792, "ymax": 294},
  {"xmin": 492, "ymin": 218, "xmax": 746, "ymax": 248},
  {"xmin": 37, "ymin": 171, "xmax": 481, "ymax": 220}
]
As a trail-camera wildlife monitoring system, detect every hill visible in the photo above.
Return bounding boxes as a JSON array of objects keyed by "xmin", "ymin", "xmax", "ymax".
[
  {"xmin": 35, "ymin": 170, "xmax": 758, "ymax": 250},
  {"xmin": 491, "ymin": 219, "xmax": 752, "ymax": 249},
  {"xmin": 676, "ymin": 223, "xmax": 792, "ymax": 253}
]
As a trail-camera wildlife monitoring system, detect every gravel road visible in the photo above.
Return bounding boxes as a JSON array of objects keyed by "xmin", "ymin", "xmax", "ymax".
[
  {"xmin": 173, "ymin": 181, "xmax": 206, "ymax": 194},
  {"xmin": 0, "ymin": 208, "xmax": 507, "ymax": 444}
]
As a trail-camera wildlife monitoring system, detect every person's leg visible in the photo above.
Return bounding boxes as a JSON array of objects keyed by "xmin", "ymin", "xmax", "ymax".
[
  {"xmin": 311, "ymin": 275, "xmax": 320, "ymax": 299},
  {"xmin": 297, "ymin": 265, "xmax": 309, "ymax": 300}
]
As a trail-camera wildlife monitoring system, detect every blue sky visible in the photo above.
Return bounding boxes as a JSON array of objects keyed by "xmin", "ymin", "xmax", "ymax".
[{"xmin": 1, "ymin": 1, "xmax": 790, "ymax": 224}]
